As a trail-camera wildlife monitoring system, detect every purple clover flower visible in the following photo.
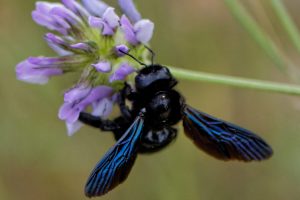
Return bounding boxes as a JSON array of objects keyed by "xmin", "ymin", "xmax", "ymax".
[
  {"xmin": 59, "ymin": 85, "xmax": 113, "ymax": 123},
  {"xmin": 118, "ymin": 0, "xmax": 141, "ymax": 23},
  {"xmin": 66, "ymin": 121, "xmax": 83, "ymax": 136},
  {"xmin": 110, "ymin": 63, "xmax": 135, "ymax": 82},
  {"xmin": 32, "ymin": 2, "xmax": 81, "ymax": 35},
  {"xmin": 115, "ymin": 44, "xmax": 129, "ymax": 57},
  {"xmin": 81, "ymin": 0, "xmax": 108, "ymax": 17},
  {"xmin": 92, "ymin": 61, "xmax": 111, "ymax": 73},
  {"xmin": 16, "ymin": 0, "xmax": 154, "ymax": 135},
  {"xmin": 120, "ymin": 15, "xmax": 154, "ymax": 45},
  {"xmin": 62, "ymin": 0, "xmax": 90, "ymax": 19},
  {"xmin": 44, "ymin": 33, "xmax": 72, "ymax": 56},
  {"xmin": 16, "ymin": 59, "xmax": 63, "ymax": 84},
  {"xmin": 88, "ymin": 7, "xmax": 120, "ymax": 36},
  {"xmin": 92, "ymin": 97, "xmax": 114, "ymax": 117}
]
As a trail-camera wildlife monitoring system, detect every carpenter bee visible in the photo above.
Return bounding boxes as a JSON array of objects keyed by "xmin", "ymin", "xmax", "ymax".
[{"xmin": 79, "ymin": 48, "xmax": 273, "ymax": 197}]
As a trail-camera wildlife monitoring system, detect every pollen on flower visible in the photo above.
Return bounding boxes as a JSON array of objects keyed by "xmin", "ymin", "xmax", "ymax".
[{"xmin": 16, "ymin": 0, "xmax": 155, "ymax": 135}]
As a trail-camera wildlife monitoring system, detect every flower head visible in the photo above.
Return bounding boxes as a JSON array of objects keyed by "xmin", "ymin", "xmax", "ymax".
[{"xmin": 16, "ymin": 0, "xmax": 155, "ymax": 134}]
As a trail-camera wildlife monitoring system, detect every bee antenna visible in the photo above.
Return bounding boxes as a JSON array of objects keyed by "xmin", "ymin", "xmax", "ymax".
[
  {"xmin": 144, "ymin": 45, "xmax": 155, "ymax": 65},
  {"xmin": 119, "ymin": 49, "xmax": 147, "ymax": 67}
]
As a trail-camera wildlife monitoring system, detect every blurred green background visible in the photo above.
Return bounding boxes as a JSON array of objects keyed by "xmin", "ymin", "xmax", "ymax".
[{"xmin": 1, "ymin": 0, "xmax": 300, "ymax": 199}]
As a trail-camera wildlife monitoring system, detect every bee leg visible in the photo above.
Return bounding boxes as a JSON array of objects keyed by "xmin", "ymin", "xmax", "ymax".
[
  {"xmin": 111, "ymin": 116, "xmax": 132, "ymax": 141},
  {"xmin": 79, "ymin": 112, "xmax": 120, "ymax": 131},
  {"xmin": 123, "ymin": 82, "xmax": 138, "ymax": 101},
  {"xmin": 118, "ymin": 83, "xmax": 137, "ymax": 119}
]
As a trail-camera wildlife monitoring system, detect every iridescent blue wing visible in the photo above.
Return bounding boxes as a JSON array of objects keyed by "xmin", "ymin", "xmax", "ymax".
[
  {"xmin": 85, "ymin": 114, "xmax": 144, "ymax": 197},
  {"xmin": 182, "ymin": 105, "xmax": 273, "ymax": 161}
]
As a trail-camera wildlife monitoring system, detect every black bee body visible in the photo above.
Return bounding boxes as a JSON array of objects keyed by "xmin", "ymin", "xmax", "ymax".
[
  {"xmin": 79, "ymin": 63, "xmax": 273, "ymax": 197},
  {"xmin": 118, "ymin": 64, "xmax": 184, "ymax": 152},
  {"xmin": 80, "ymin": 64, "xmax": 185, "ymax": 153}
]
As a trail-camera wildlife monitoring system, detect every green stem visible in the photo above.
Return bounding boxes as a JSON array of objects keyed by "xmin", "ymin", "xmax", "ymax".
[
  {"xmin": 224, "ymin": 0, "xmax": 286, "ymax": 71},
  {"xmin": 168, "ymin": 66, "xmax": 300, "ymax": 96},
  {"xmin": 271, "ymin": 0, "xmax": 300, "ymax": 54}
]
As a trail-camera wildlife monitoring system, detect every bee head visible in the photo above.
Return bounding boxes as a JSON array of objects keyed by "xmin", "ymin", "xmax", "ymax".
[{"xmin": 135, "ymin": 64, "xmax": 177, "ymax": 93}]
